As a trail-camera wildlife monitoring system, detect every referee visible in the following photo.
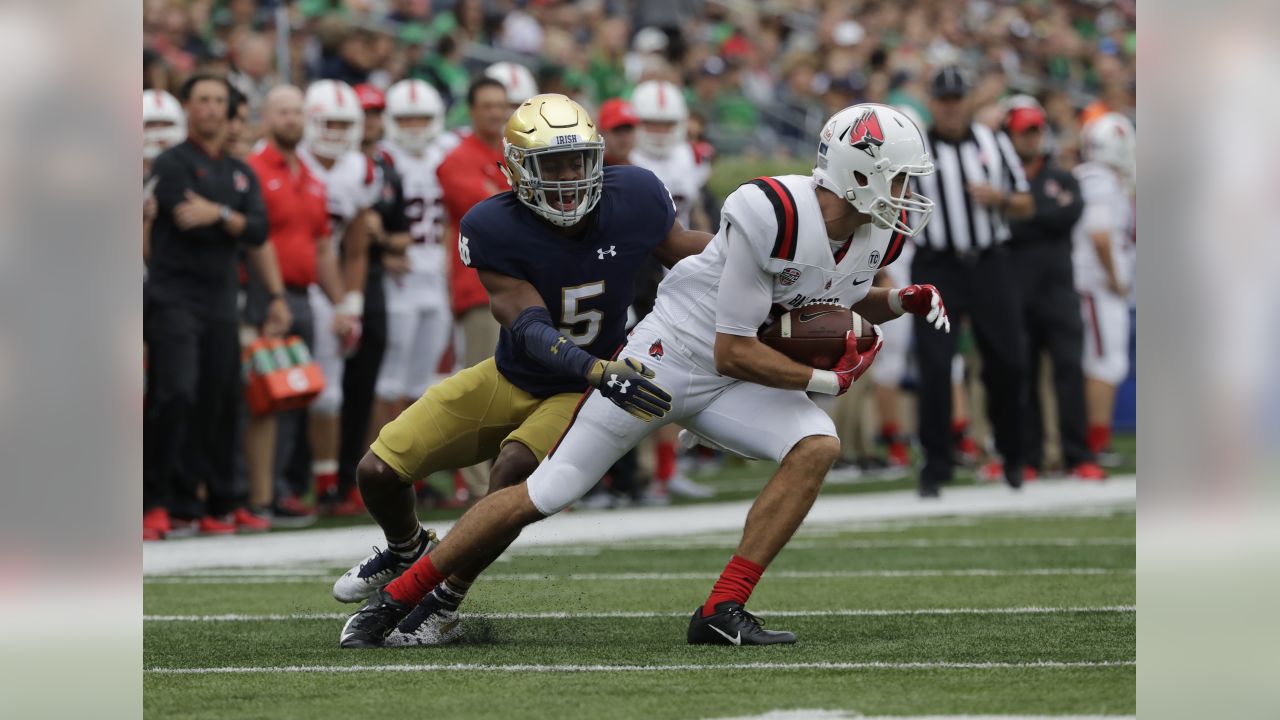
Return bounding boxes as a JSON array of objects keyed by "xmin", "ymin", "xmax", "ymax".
[
  {"xmin": 144, "ymin": 74, "xmax": 279, "ymax": 537},
  {"xmin": 910, "ymin": 66, "xmax": 1034, "ymax": 497}
]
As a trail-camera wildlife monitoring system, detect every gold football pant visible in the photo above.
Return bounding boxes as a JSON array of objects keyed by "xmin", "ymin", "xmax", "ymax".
[{"xmin": 370, "ymin": 358, "xmax": 582, "ymax": 482}]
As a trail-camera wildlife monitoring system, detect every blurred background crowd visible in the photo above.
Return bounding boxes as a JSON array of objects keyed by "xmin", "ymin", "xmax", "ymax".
[
  {"xmin": 145, "ymin": 0, "xmax": 1134, "ymax": 159},
  {"xmin": 142, "ymin": 0, "xmax": 1137, "ymax": 539}
]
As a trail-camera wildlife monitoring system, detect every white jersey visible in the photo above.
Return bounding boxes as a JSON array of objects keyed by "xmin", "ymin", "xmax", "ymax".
[
  {"xmin": 648, "ymin": 174, "xmax": 908, "ymax": 370},
  {"xmin": 630, "ymin": 142, "xmax": 709, "ymax": 228},
  {"xmin": 298, "ymin": 146, "xmax": 381, "ymax": 245},
  {"xmin": 380, "ymin": 135, "xmax": 458, "ymax": 282},
  {"xmin": 1072, "ymin": 161, "xmax": 1135, "ymax": 292}
]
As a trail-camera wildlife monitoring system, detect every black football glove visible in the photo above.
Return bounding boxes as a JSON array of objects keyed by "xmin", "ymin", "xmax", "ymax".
[{"xmin": 586, "ymin": 358, "xmax": 673, "ymax": 422}]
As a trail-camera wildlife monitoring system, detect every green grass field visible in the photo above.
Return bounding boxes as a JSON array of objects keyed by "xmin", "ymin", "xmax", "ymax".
[{"xmin": 144, "ymin": 484, "xmax": 1135, "ymax": 719}]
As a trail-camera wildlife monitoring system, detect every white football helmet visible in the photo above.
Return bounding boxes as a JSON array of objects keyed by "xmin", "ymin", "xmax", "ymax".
[
  {"xmin": 631, "ymin": 79, "xmax": 687, "ymax": 158},
  {"xmin": 813, "ymin": 104, "xmax": 935, "ymax": 237},
  {"xmin": 143, "ymin": 89, "xmax": 186, "ymax": 160},
  {"xmin": 1080, "ymin": 112, "xmax": 1136, "ymax": 182},
  {"xmin": 485, "ymin": 62, "xmax": 539, "ymax": 105},
  {"xmin": 384, "ymin": 79, "xmax": 445, "ymax": 155},
  {"xmin": 303, "ymin": 80, "xmax": 363, "ymax": 159}
]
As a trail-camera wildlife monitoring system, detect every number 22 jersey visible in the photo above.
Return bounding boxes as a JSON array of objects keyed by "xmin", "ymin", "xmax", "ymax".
[{"xmin": 459, "ymin": 164, "xmax": 676, "ymax": 397}]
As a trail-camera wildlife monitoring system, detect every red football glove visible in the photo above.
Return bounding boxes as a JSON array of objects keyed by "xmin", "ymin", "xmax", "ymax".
[
  {"xmin": 896, "ymin": 284, "xmax": 951, "ymax": 332},
  {"xmin": 832, "ymin": 326, "xmax": 884, "ymax": 395}
]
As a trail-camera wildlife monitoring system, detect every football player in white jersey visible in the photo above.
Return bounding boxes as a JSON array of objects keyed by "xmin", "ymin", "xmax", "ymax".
[
  {"xmin": 347, "ymin": 104, "xmax": 952, "ymax": 648},
  {"xmin": 144, "ymin": 90, "xmax": 186, "ymax": 262},
  {"xmin": 1071, "ymin": 112, "xmax": 1136, "ymax": 461},
  {"xmin": 298, "ymin": 79, "xmax": 377, "ymax": 499},
  {"xmin": 628, "ymin": 79, "xmax": 718, "ymax": 500},
  {"xmin": 629, "ymin": 79, "xmax": 712, "ymax": 232},
  {"xmin": 374, "ymin": 79, "xmax": 461, "ymax": 431}
]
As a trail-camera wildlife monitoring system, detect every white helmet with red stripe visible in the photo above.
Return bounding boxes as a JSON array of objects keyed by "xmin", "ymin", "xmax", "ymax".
[
  {"xmin": 485, "ymin": 62, "xmax": 539, "ymax": 105},
  {"xmin": 385, "ymin": 79, "xmax": 444, "ymax": 155},
  {"xmin": 813, "ymin": 103, "xmax": 936, "ymax": 237},
  {"xmin": 143, "ymin": 89, "xmax": 186, "ymax": 160},
  {"xmin": 1080, "ymin": 112, "xmax": 1136, "ymax": 182},
  {"xmin": 631, "ymin": 79, "xmax": 687, "ymax": 158},
  {"xmin": 303, "ymin": 80, "xmax": 363, "ymax": 159}
]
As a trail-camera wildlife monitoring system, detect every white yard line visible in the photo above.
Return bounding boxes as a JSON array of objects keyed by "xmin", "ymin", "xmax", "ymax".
[
  {"xmin": 707, "ymin": 713, "xmax": 1132, "ymax": 720},
  {"xmin": 144, "ymin": 605, "xmax": 1136, "ymax": 623},
  {"xmin": 146, "ymin": 659, "xmax": 1135, "ymax": 675},
  {"xmin": 143, "ymin": 477, "xmax": 1135, "ymax": 574},
  {"xmin": 144, "ymin": 567, "xmax": 1134, "ymax": 584}
]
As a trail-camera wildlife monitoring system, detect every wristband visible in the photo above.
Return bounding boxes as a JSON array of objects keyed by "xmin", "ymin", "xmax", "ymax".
[
  {"xmin": 806, "ymin": 369, "xmax": 840, "ymax": 395},
  {"xmin": 338, "ymin": 291, "xmax": 364, "ymax": 317},
  {"xmin": 887, "ymin": 288, "xmax": 905, "ymax": 316}
]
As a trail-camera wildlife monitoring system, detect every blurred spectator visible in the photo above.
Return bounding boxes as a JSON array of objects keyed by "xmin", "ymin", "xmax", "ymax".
[
  {"xmin": 144, "ymin": 75, "xmax": 271, "ymax": 540},
  {"xmin": 319, "ymin": 22, "xmax": 375, "ymax": 87},
  {"xmin": 228, "ymin": 33, "xmax": 278, "ymax": 128}
]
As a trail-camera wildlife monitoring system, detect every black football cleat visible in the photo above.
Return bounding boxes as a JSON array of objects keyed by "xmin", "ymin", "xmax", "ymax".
[
  {"xmin": 687, "ymin": 602, "xmax": 797, "ymax": 646},
  {"xmin": 339, "ymin": 588, "xmax": 412, "ymax": 648}
]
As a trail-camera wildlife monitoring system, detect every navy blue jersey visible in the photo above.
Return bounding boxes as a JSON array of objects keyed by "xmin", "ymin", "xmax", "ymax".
[{"xmin": 460, "ymin": 165, "xmax": 676, "ymax": 397}]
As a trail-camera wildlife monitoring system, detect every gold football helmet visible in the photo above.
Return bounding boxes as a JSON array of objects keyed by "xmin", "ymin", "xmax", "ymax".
[{"xmin": 501, "ymin": 93, "xmax": 605, "ymax": 227}]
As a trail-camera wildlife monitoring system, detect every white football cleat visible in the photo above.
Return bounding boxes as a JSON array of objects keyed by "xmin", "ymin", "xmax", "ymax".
[
  {"xmin": 665, "ymin": 473, "xmax": 716, "ymax": 499},
  {"xmin": 383, "ymin": 603, "xmax": 464, "ymax": 647},
  {"xmin": 332, "ymin": 528, "xmax": 438, "ymax": 603}
]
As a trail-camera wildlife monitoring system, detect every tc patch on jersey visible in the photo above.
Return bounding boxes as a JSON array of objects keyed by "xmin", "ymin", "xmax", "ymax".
[{"xmin": 868, "ymin": 250, "xmax": 881, "ymax": 266}]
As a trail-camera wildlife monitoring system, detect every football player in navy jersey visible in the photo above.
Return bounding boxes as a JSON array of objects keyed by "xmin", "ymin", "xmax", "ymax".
[{"xmin": 333, "ymin": 94, "xmax": 710, "ymax": 643}]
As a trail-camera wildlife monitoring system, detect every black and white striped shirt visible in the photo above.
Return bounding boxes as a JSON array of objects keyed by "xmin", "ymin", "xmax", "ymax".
[{"xmin": 915, "ymin": 123, "xmax": 1029, "ymax": 254}]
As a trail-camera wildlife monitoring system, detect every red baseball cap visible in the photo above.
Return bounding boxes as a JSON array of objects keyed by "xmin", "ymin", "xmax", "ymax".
[
  {"xmin": 354, "ymin": 83, "xmax": 385, "ymax": 111},
  {"xmin": 597, "ymin": 98, "xmax": 638, "ymax": 132},
  {"xmin": 1005, "ymin": 105, "xmax": 1046, "ymax": 133}
]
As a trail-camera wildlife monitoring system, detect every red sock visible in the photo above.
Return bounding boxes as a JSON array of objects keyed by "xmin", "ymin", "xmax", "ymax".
[
  {"xmin": 703, "ymin": 555, "xmax": 765, "ymax": 616},
  {"xmin": 1087, "ymin": 425, "xmax": 1111, "ymax": 455},
  {"xmin": 656, "ymin": 441, "xmax": 676, "ymax": 483},
  {"xmin": 880, "ymin": 421, "xmax": 900, "ymax": 440},
  {"xmin": 384, "ymin": 554, "xmax": 446, "ymax": 605},
  {"xmin": 314, "ymin": 472, "xmax": 338, "ymax": 499},
  {"xmin": 951, "ymin": 418, "xmax": 969, "ymax": 436}
]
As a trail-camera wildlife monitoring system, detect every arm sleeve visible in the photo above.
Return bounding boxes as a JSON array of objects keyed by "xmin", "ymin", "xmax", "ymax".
[
  {"xmin": 714, "ymin": 187, "xmax": 778, "ymax": 336},
  {"xmin": 237, "ymin": 167, "xmax": 269, "ymax": 247},
  {"xmin": 996, "ymin": 131, "xmax": 1031, "ymax": 193},
  {"xmin": 636, "ymin": 167, "xmax": 677, "ymax": 240},
  {"xmin": 149, "ymin": 151, "xmax": 190, "ymax": 215}
]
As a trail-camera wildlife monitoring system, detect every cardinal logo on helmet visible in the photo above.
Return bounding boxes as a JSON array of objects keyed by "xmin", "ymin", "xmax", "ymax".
[{"xmin": 847, "ymin": 109, "xmax": 885, "ymax": 158}]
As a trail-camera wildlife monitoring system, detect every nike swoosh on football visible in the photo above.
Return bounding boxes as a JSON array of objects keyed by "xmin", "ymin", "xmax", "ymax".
[
  {"xmin": 798, "ymin": 310, "xmax": 839, "ymax": 323},
  {"xmin": 709, "ymin": 625, "xmax": 742, "ymax": 646},
  {"xmin": 851, "ymin": 278, "xmax": 870, "ymax": 285}
]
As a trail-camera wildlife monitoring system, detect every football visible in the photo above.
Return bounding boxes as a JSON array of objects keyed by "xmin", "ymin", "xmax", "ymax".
[{"xmin": 758, "ymin": 302, "xmax": 878, "ymax": 370}]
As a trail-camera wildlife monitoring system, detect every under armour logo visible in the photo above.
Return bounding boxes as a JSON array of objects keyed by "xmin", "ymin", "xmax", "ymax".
[
  {"xmin": 606, "ymin": 374, "xmax": 630, "ymax": 394},
  {"xmin": 550, "ymin": 337, "xmax": 568, "ymax": 355},
  {"xmin": 597, "ymin": 246, "xmax": 617, "ymax": 259}
]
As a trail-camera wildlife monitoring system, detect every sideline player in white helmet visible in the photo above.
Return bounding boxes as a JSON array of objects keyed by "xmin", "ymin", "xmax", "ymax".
[
  {"xmin": 143, "ymin": 89, "xmax": 186, "ymax": 171},
  {"xmin": 299, "ymin": 78, "xmax": 380, "ymax": 498},
  {"xmin": 346, "ymin": 104, "xmax": 952, "ymax": 649},
  {"xmin": 629, "ymin": 79, "xmax": 711, "ymax": 231},
  {"xmin": 375, "ymin": 79, "xmax": 461, "ymax": 430},
  {"xmin": 484, "ymin": 61, "xmax": 539, "ymax": 109},
  {"xmin": 627, "ymin": 79, "xmax": 717, "ymax": 500},
  {"xmin": 1071, "ymin": 112, "xmax": 1136, "ymax": 462}
]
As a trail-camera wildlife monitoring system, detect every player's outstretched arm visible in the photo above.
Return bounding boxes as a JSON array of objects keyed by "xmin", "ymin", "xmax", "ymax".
[
  {"xmin": 652, "ymin": 217, "xmax": 712, "ymax": 268},
  {"xmin": 479, "ymin": 270, "xmax": 673, "ymax": 421}
]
